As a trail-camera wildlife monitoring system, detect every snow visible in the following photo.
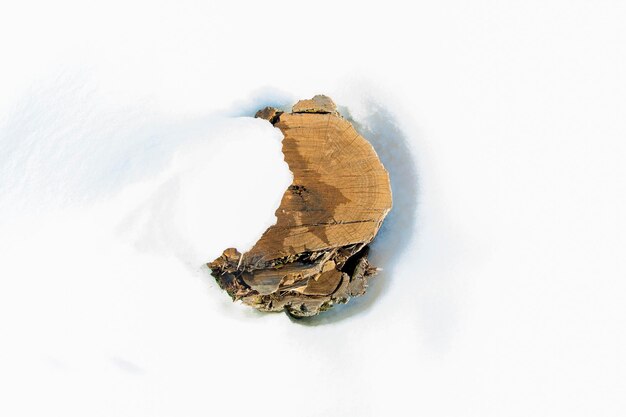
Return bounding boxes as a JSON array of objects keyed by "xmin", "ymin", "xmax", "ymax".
[{"xmin": 1, "ymin": 1, "xmax": 626, "ymax": 416}]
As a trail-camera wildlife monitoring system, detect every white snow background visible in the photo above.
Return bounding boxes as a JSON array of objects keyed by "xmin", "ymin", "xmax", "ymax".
[{"xmin": 1, "ymin": 1, "xmax": 625, "ymax": 416}]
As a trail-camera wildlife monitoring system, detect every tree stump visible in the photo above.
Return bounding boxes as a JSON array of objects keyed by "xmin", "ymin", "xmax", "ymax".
[{"xmin": 208, "ymin": 95, "xmax": 392, "ymax": 317}]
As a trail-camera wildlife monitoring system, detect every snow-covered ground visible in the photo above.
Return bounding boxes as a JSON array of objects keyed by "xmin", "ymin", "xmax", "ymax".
[{"xmin": 1, "ymin": 1, "xmax": 625, "ymax": 416}]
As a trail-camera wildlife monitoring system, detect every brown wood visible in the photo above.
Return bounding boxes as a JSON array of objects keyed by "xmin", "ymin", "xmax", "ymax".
[{"xmin": 208, "ymin": 95, "xmax": 392, "ymax": 317}]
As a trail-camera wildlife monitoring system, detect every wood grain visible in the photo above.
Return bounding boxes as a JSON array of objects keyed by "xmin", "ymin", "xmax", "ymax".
[{"xmin": 208, "ymin": 95, "xmax": 392, "ymax": 317}]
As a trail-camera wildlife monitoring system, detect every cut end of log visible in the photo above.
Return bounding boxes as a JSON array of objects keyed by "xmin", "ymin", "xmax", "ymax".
[{"xmin": 209, "ymin": 95, "xmax": 392, "ymax": 317}]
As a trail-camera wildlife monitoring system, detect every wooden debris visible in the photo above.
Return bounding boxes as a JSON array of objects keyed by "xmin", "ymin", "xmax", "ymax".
[{"xmin": 208, "ymin": 95, "xmax": 392, "ymax": 317}]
